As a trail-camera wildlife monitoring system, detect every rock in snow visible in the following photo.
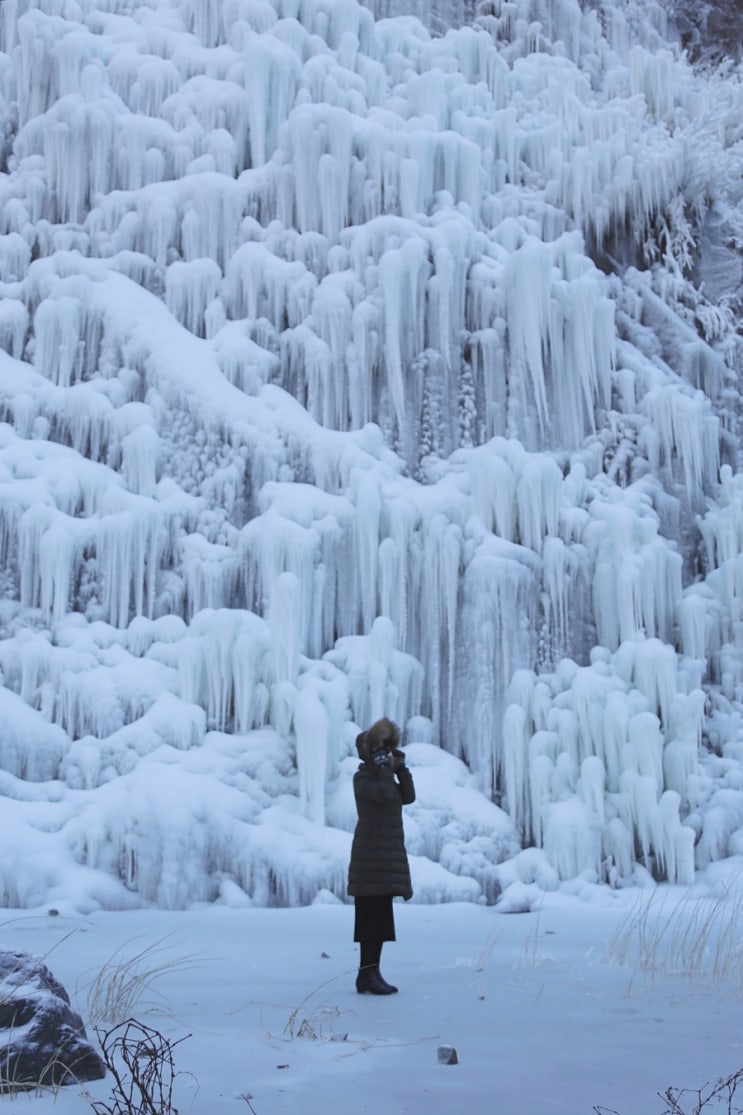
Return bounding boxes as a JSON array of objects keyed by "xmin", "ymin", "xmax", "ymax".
[
  {"xmin": 0, "ymin": 949, "xmax": 105, "ymax": 1089},
  {"xmin": 437, "ymin": 1044, "xmax": 459, "ymax": 1065}
]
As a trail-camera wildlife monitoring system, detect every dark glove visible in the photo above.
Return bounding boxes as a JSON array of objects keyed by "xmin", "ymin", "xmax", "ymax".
[
  {"xmin": 371, "ymin": 749, "xmax": 390, "ymax": 768},
  {"xmin": 389, "ymin": 749, "xmax": 406, "ymax": 772}
]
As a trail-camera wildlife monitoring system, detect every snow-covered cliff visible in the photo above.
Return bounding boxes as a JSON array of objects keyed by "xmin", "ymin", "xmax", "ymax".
[{"xmin": 0, "ymin": 0, "xmax": 742, "ymax": 910}]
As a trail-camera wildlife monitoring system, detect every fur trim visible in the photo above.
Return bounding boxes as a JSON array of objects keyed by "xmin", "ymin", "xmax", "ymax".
[
  {"xmin": 355, "ymin": 718, "xmax": 401, "ymax": 761},
  {"xmin": 364, "ymin": 717, "xmax": 401, "ymax": 756}
]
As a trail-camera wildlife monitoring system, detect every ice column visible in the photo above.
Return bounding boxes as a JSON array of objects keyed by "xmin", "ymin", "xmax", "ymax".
[
  {"xmin": 98, "ymin": 503, "xmax": 165, "ymax": 629},
  {"xmin": 295, "ymin": 685, "xmax": 330, "ymax": 826}
]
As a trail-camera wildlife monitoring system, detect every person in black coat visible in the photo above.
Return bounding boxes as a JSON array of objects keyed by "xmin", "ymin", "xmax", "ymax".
[{"xmin": 347, "ymin": 717, "xmax": 415, "ymax": 995}]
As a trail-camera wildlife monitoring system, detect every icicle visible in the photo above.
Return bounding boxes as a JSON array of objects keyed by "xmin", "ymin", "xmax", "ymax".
[
  {"xmin": 38, "ymin": 516, "xmax": 85, "ymax": 623},
  {"xmin": 165, "ymin": 259, "xmax": 222, "ymax": 337},
  {"xmin": 121, "ymin": 425, "xmax": 160, "ymax": 498},
  {"xmin": 206, "ymin": 128, "xmax": 238, "ymax": 177},
  {"xmin": 643, "ymin": 385, "xmax": 719, "ymax": 496},
  {"xmin": 624, "ymin": 771, "xmax": 657, "ymax": 867},
  {"xmin": 310, "ymin": 278, "xmax": 354, "ymax": 427},
  {"xmin": 127, "ymin": 615, "xmax": 188, "ymax": 658},
  {"xmin": 625, "ymin": 711, "xmax": 664, "ymax": 795},
  {"xmin": 182, "ymin": 0, "xmax": 226, "ymax": 48},
  {"xmin": 588, "ymin": 499, "xmax": 682, "ymax": 650},
  {"xmin": 580, "ymin": 755, "xmax": 605, "ymax": 824},
  {"xmin": 572, "ymin": 665, "xmax": 609, "ymax": 767},
  {"xmin": 213, "ymin": 321, "xmax": 279, "ymax": 393},
  {"xmin": 0, "ymin": 683, "xmax": 66, "ymax": 781},
  {"xmin": 353, "ymin": 471, "xmax": 381, "ymax": 633},
  {"xmin": 239, "ymin": 34, "xmax": 300, "ymax": 168},
  {"xmin": 543, "ymin": 799, "xmax": 601, "ymax": 879},
  {"xmin": 270, "ymin": 571, "xmax": 302, "ymax": 686},
  {"xmin": 98, "ymin": 502, "xmax": 164, "ymax": 629},
  {"xmin": 466, "ymin": 545, "xmax": 538, "ymax": 795},
  {"xmin": 231, "ymin": 618, "xmax": 270, "ymax": 732},
  {"xmin": 629, "ymin": 46, "xmax": 674, "ymax": 121},
  {"xmin": 602, "ymin": 691, "xmax": 629, "ymax": 792},
  {"xmin": 552, "ymin": 750, "xmax": 579, "ymax": 800},
  {"xmin": 414, "ymin": 514, "xmax": 462, "ymax": 736},
  {"xmin": 468, "ymin": 443, "xmax": 517, "ymax": 542},
  {"xmin": 654, "ymin": 790, "xmax": 685, "ymax": 884},
  {"xmin": 602, "ymin": 817, "xmax": 634, "ymax": 882},
  {"xmin": 41, "ymin": 81, "xmax": 117, "ymax": 224},
  {"xmin": 16, "ymin": 506, "xmax": 47, "ymax": 614},
  {"xmin": 378, "ymin": 496, "xmax": 416, "ymax": 641},
  {"xmin": 662, "ymin": 689, "xmax": 705, "ymax": 806},
  {"xmin": 615, "ymin": 638, "xmax": 677, "ymax": 728},
  {"xmin": 181, "ymin": 534, "xmax": 240, "ymax": 618},
  {"xmin": 503, "ymin": 238, "xmax": 551, "ymax": 440},
  {"xmin": 515, "ymin": 455, "xmax": 561, "ymax": 552},
  {"xmin": 295, "ymin": 684, "xmax": 329, "ymax": 826},
  {"xmin": 529, "ymin": 752, "xmax": 553, "ymax": 847},
  {"xmin": 542, "ymin": 535, "xmax": 570, "ymax": 647},
  {"xmin": 33, "ymin": 297, "xmax": 83, "ymax": 387},
  {"xmin": 367, "ymin": 614, "xmax": 395, "ymax": 718},
  {"xmin": 225, "ymin": 242, "xmax": 311, "ymax": 327},
  {"xmin": 325, "ymin": 618, "xmax": 422, "ymax": 743},
  {"xmin": 0, "ymin": 301, "xmax": 29, "ymax": 359},
  {"xmin": 503, "ymin": 702, "xmax": 529, "ymax": 839},
  {"xmin": 0, "ymin": 233, "xmax": 31, "ymax": 283},
  {"xmin": 378, "ymin": 236, "xmax": 430, "ymax": 426}
]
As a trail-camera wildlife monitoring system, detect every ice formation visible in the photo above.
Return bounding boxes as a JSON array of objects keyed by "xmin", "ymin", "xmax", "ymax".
[{"xmin": 0, "ymin": 0, "xmax": 743, "ymax": 910}]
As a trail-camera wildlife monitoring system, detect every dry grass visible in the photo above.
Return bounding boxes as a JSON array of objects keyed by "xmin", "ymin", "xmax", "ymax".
[
  {"xmin": 471, "ymin": 928, "xmax": 503, "ymax": 972},
  {"xmin": 608, "ymin": 887, "xmax": 743, "ymax": 995},
  {"xmin": 77, "ymin": 934, "xmax": 204, "ymax": 1028},
  {"xmin": 0, "ymin": 1030, "xmax": 67, "ymax": 1098}
]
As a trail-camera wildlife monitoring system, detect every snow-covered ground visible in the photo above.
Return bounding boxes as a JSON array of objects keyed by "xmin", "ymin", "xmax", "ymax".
[
  {"xmin": 4, "ymin": 0, "xmax": 743, "ymax": 1013},
  {"xmin": 3, "ymin": 871, "xmax": 743, "ymax": 1115}
]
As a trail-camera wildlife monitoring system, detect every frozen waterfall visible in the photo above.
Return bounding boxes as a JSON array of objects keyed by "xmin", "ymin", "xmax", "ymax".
[{"xmin": 0, "ymin": 0, "xmax": 742, "ymax": 910}]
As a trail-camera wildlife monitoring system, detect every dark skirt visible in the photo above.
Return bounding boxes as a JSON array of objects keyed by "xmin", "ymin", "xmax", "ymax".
[{"xmin": 354, "ymin": 894, "xmax": 396, "ymax": 942}]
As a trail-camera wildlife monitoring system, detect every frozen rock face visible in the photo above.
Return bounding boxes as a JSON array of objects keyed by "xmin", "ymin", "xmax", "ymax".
[
  {"xmin": 0, "ymin": 949, "xmax": 106, "ymax": 1089},
  {"xmin": 670, "ymin": 0, "xmax": 743, "ymax": 65},
  {"xmin": 0, "ymin": 0, "xmax": 741, "ymax": 907},
  {"xmin": 368, "ymin": 0, "xmax": 743, "ymax": 65}
]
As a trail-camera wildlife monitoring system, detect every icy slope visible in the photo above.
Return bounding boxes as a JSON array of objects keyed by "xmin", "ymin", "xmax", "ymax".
[{"xmin": 0, "ymin": 0, "xmax": 742, "ymax": 909}]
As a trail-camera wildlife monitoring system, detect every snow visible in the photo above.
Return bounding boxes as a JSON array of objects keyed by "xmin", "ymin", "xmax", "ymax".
[{"xmin": 3, "ymin": 879, "xmax": 743, "ymax": 1114}]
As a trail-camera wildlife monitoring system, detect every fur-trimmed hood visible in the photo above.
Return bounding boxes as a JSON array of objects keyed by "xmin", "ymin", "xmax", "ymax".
[{"xmin": 355, "ymin": 717, "xmax": 401, "ymax": 761}]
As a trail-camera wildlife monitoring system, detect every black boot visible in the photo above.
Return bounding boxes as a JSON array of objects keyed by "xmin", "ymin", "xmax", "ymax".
[
  {"xmin": 373, "ymin": 940, "xmax": 397, "ymax": 992},
  {"xmin": 356, "ymin": 965, "xmax": 397, "ymax": 995},
  {"xmin": 375, "ymin": 969, "xmax": 398, "ymax": 993}
]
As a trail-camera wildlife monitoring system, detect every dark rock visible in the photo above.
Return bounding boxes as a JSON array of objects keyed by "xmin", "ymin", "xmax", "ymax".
[{"xmin": 0, "ymin": 949, "xmax": 106, "ymax": 1091}]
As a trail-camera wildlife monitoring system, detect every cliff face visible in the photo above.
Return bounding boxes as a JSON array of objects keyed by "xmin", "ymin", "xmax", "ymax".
[
  {"xmin": 670, "ymin": 0, "xmax": 743, "ymax": 64},
  {"xmin": 0, "ymin": 0, "xmax": 742, "ymax": 909},
  {"xmin": 365, "ymin": 1, "xmax": 743, "ymax": 67}
]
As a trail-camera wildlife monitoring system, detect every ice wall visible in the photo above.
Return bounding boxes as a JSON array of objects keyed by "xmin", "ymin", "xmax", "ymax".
[{"xmin": 0, "ymin": 0, "xmax": 742, "ymax": 908}]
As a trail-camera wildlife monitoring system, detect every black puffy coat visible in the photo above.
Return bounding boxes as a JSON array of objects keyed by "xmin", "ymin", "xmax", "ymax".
[{"xmin": 347, "ymin": 760, "xmax": 415, "ymax": 900}]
